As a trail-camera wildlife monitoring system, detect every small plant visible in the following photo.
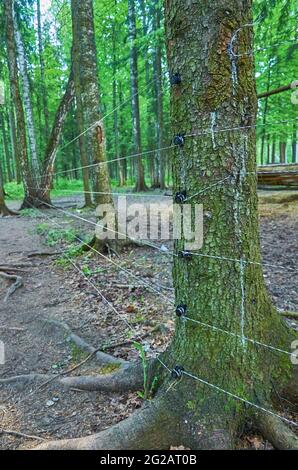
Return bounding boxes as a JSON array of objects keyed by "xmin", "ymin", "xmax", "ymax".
[
  {"xmin": 21, "ymin": 208, "xmax": 40, "ymax": 217},
  {"xmin": 133, "ymin": 342, "xmax": 158, "ymax": 400}
]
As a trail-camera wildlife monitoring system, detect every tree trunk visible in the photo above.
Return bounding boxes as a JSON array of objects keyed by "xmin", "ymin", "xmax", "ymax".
[
  {"xmin": 9, "ymin": 102, "xmax": 19, "ymax": 182},
  {"xmin": 38, "ymin": 71, "xmax": 75, "ymax": 206},
  {"xmin": 71, "ymin": 3, "xmax": 93, "ymax": 208},
  {"xmin": 128, "ymin": 0, "xmax": 147, "ymax": 192},
  {"xmin": 4, "ymin": 0, "xmax": 33, "ymax": 208},
  {"xmin": 35, "ymin": 0, "xmax": 298, "ymax": 451},
  {"xmin": 153, "ymin": 0, "xmax": 165, "ymax": 189},
  {"xmin": 71, "ymin": 0, "xmax": 116, "ymax": 250},
  {"xmin": 279, "ymin": 142, "xmax": 286, "ymax": 164},
  {"xmin": 292, "ymin": 125, "xmax": 297, "ymax": 163},
  {"xmin": 0, "ymin": 145, "xmax": 15, "ymax": 216},
  {"xmin": 36, "ymin": 0, "xmax": 50, "ymax": 141},
  {"xmin": 13, "ymin": 10, "xmax": 39, "ymax": 178},
  {"xmin": 0, "ymin": 109, "xmax": 13, "ymax": 182}
]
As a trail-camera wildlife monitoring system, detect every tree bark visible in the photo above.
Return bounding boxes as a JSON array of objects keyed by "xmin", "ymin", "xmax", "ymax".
[
  {"xmin": 36, "ymin": 0, "xmax": 50, "ymax": 141},
  {"xmin": 128, "ymin": 0, "xmax": 147, "ymax": 192},
  {"xmin": 13, "ymin": 10, "xmax": 39, "ymax": 177},
  {"xmin": 71, "ymin": 0, "xmax": 116, "ymax": 249},
  {"xmin": 279, "ymin": 142, "xmax": 286, "ymax": 163},
  {"xmin": 33, "ymin": 0, "xmax": 298, "ymax": 451},
  {"xmin": 4, "ymin": 0, "xmax": 33, "ymax": 207},
  {"xmin": 38, "ymin": 71, "xmax": 75, "ymax": 206}
]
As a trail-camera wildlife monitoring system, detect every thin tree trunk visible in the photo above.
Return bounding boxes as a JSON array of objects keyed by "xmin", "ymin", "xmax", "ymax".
[
  {"xmin": 279, "ymin": 142, "xmax": 286, "ymax": 163},
  {"xmin": 292, "ymin": 125, "xmax": 297, "ymax": 163},
  {"xmin": 0, "ymin": 110, "xmax": 13, "ymax": 181},
  {"xmin": 36, "ymin": 0, "xmax": 50, "ymax": 141},
  {"xmin": 39, "ymin": 71, "xmax": 75, "ymax": 205},
  {"xmin": 128, "ymin": 0, "xmax": 147, "ymax": 192},
  {"xmin": 153, "ymin": 0, "xmax": 165, "ymax": 189},
  {"xmin": 4, "ymin": 0, "xmax": 33, "ymax": 208},
  {"xmin": 13, "ymin": 10, "xmax": 39, "ymax": 177}
]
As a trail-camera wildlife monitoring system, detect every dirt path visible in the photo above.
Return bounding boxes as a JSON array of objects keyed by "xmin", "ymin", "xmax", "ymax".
[{"xmin": 0, "ymin": 194, "xmax": 297, "ymax": 449}]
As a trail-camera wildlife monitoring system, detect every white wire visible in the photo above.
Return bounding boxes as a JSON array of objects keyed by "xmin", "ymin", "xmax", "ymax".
[
  {"xmin": 183, "ymin": 316, "xmax": 293, "ymax": 357},
  {"xmin": 182, "ymin": 370, "xmax": 298, "ymax": 428},
  {"xmin": 33, "ymin": 199, "xmax": 173, "ymax": 301},
  {"xmin": 186, "ymin": 252, "xmax": 298, "ymax": 273}
]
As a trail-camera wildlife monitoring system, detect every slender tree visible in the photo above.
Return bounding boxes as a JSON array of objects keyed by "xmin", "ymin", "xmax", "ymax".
[
  {"xmin": 36, "ymin": 0, "xmax": 50, "ymax": 141},
  {"xmin": 36, "ymin": 0, "xmax": 298, "ymax": 450},
  {"xmin": 4, "ymin": 0, "xmax": 33, "ymax": 208}
]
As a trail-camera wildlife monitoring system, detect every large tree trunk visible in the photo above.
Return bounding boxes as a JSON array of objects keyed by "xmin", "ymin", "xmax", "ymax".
[
  {"xmin": 128, "ymin": 0, "xmax": 147, "ymax": 192},
  {"xmin": 4, "ymin": 0, "xmax": 33, "ymax": 209},
  {"xmin": 71, "ymin": 2, "xmax": 93, "ymax": 208},
  {"xmin": 36, "ymin": 0, "xmax": 298, "ymax": 451},
  {"xmin": 71, "ymin": 0, "xmax": 116, "ymax": 250}
]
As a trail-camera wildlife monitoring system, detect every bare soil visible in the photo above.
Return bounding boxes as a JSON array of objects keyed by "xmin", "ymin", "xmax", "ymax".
[{"xmin": 0, "ymin": 191, "xmax": 297, "ymax": 450}]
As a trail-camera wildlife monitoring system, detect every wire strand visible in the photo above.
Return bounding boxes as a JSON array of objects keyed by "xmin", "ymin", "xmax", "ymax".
[
  {"xmin": 181, "ymin": 370, "xmax": 298, "ymax": 427},
  {"xmin": 182, "ymin": 316, "xmax": 293, "ymax": 357}
]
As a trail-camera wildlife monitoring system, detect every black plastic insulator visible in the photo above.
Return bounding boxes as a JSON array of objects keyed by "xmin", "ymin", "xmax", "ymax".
[
  {"xmin": 179, "ymin": 250, "xmax": 192, "ymax": 260},
  {"xmin": 170, "ymin": 73, "xmax": 182, "ymax": 86},
  {"xmin": 176, "ymin": 304, "xmax": 187, "ymax": 317},
  {"xmin": 175, "ymin": 191, "xmax": 187, "ymax": 204},
  {"xmin": 171, "ymin": 365, "xmax": 184, "ymax": 379},
  {"xmin": 173, "ymin": 134, "xmax": 185, "ymax": 147}
]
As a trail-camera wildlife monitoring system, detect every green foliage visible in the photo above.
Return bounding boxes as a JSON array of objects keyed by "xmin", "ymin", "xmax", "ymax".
[
  {"xmin": 36, "ymin": 224, "xmax": 77, "ymax": 246},
  {"xmin": 133, "ymin": 341, "xmax": 157, "ymax": 400}
]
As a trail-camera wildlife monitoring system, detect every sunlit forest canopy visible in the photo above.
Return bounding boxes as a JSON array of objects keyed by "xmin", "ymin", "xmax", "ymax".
[{"xmin": 0, "ymin": 0, "xmax": 297, "ymax": 194}]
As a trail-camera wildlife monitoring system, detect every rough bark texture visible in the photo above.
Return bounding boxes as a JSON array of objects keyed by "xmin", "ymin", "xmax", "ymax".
[
  {"xmin": 14, "ymin": 11, "xmax": 39, "ymax": 177},
  {"xmin": 37, "ymin": 0, "xmax": 50, "ymax": 141},
  {"xmin": 128, "ymin": 0, "xmax": 147, "ymax": 192},
  {"xmin": 34, "ymin": 0, "xmax": 298, "ymax": 451},
  {"xmin": 41, "ymin": 72, "xmax": 75, "ymax": 197},
  {"xmin": 71, "ymin": 0, "xmax": 117, "ymax": 249},
  {"xmin": 4, "ymin": 0, "xmax": 33, "ymax": 206}
]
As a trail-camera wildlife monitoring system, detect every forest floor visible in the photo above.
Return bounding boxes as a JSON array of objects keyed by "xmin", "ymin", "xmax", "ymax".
[{"xmin": 0, "ymin": 189, "xmax": 297, "ymax": 450}]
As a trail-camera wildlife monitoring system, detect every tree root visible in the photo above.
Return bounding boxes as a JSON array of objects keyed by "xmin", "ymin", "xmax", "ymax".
[
  {"xmin": 280, "ymin": 310, "xmax": 298, "ymax": 320},
  {"xmin": 60, "ymin": 361, "xmax": 143, "ymax": 392},
  {"xmin": 256, "ymin": 412, "xmax": 298, "ymax": 449},
  {"xmin": 0, "ymin": 272, "xmax": 23, "ymax": 302},
  {"xmin": 42, "ymin": 318, "xmax": 128, "ymax": 367},
  {"xmin": 35, "ymin": 397, "xmax": 174, "ymax": 450}
]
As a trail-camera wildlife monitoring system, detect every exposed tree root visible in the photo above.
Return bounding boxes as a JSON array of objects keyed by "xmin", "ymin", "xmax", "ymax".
[
  {"xmin": 35, "ymin": 397, "xmax": 175, "ymax": 450},
  {"xmin": 280, "ymin": 310, "xmax": 298, "ymax": 320},
  {"xmin": 256, "ymin": 412, "xmax": 298, "ymax": 449},
  {"xmin": 42, "ymin": 318, "xmax": 128, "ymax": 367},
  {"xmin": 0, "ymin": 205, "xmax": 18, "ymax": 217},
  {"xmin": 60, "ymin": 361, "xmax": 143, "ymax": 392},
  {"xmin": 0, "ymin": 272, "xmax": 23, "ymax": 302}
]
